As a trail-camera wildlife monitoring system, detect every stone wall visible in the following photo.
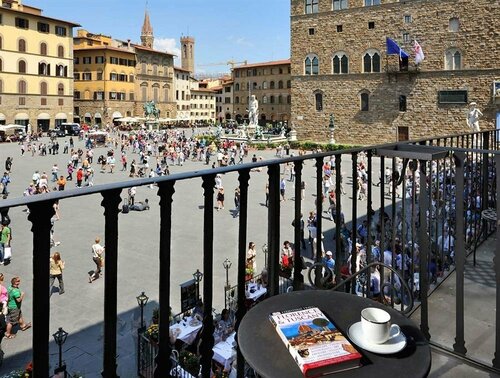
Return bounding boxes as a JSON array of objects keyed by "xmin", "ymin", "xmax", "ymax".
[{"xmin": 290, "ymin": 0, "xmax": 500, "ymax": 144}]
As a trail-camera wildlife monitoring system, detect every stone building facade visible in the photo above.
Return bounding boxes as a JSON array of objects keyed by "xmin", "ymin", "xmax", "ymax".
[
  {"xmin": 232, "ymin": 60, "xmax": 291, "ymax": 125},
  {"xmin": 291, "ymin": 0, "xmax": 500, "ymax": 144},
  {"xmin": 174, "ymin": 66, "xmax": 191, "ymax": 121},
  {"xmin": 0, "ymin": 0, "xmax": 79, "ymax": 131}
]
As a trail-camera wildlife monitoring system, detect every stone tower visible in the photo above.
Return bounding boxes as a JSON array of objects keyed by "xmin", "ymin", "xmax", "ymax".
[
  {"xmin": 141, "ymin": 10, "xmax": 154, "ymax": 48},
  {"xmin": 180, "ymin": 35, "xmax": 195, "ymax": 74}
]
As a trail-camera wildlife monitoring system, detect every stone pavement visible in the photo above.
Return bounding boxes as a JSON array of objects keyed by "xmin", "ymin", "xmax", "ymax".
[{"xmin": 0, "ymin": 132, "xmax": 389, "ymax": 376}]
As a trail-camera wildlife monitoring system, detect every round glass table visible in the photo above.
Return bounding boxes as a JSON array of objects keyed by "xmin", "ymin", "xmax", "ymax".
[{"xmin": 238, "ymin": 290, "xmax": 431, "ymax": 378}]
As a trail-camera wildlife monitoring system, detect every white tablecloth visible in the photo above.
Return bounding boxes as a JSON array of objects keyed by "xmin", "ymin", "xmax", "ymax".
[
  {"xmin": 245, "ymin": 283, "xmax": 267, "ymax": 301},
  {"xmin": 212, "ymin": 332, "xmax": 236, "ymax": 371},
  {"xmin": 169, "ymin": 316, "xmax": 203, "ymax": 345}
]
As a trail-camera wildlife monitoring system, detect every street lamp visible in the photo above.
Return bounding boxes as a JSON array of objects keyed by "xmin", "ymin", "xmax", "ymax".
[
  {"xmin": 136, "ymin": 291, "xmax": 149, "ymax": 329},
  {"xmin": 223, "ymin": 258, "xmax": 232, "ymax": 290},
  {"xmin": 193, "ymin": 269, "xmax": 204, "ymax": 301},
  {"xmin": 262, "ymin": 243, "xmax": 268, "ymax": 269},
  {"xmin": 329, "ymin": 113, "xmax": 335, "ymax": 144},
  {"xmin": 53, "ymin": 327, "xmax": 68, "ymax": 376}
]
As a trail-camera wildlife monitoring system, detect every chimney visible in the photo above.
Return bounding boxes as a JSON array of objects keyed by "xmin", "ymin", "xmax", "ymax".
[{"xmin": 127, "ymin": 39, "xmax": 131, "ymax": 49}]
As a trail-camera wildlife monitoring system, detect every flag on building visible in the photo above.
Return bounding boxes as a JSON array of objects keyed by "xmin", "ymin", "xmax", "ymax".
[
  {"xmin": 386, "ymin": 37, "xmax": 409, "ymax": 59},
  {"xmin": 414, "ymin": 40, "xmax": 425, "ymax": 64}
]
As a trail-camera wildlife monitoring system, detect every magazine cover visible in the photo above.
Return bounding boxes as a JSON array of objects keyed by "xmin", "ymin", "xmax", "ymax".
[{"xmin": 270, "ymin": 306, "xmax": 361, "ymax": 377}]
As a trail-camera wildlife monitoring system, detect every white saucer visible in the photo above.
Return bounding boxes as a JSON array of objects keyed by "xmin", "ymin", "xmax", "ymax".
[{"xmin": 348, "ymin": 321, "xmax": 407, "ymax": 355}]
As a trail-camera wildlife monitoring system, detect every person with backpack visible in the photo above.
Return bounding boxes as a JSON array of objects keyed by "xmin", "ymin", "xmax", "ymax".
[{"xmin": 5, "ymin": 276, "xmax": 31, "ymax": 339}]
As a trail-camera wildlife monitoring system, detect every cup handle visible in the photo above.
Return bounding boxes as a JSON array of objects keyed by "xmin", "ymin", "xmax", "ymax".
[{"xmin": 389, "ymin": 324, "xmax": 401, "ymax": 339}]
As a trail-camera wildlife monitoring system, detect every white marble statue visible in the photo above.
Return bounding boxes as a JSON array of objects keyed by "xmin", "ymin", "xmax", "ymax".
[
  {"xmin": 467, "ymin": 102, "xmax": 483, "ymax": 132},
  {"xmin": 248, "ymin": 95, "xmax": 259, "ymax": 126}
]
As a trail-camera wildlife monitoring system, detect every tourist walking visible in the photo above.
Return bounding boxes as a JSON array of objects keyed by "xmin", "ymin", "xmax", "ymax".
[
  {"xmin": 89, "ymin": 237, "xmax": 105, "ymax": 283},
  {"xmin": 0, "ymin": 221, "xmax": 11, "ymax": 265},
  {"xmin": 216, "ymin": 187, "xmax": 225, "ymax": 211},
  {"xmin": 5, "ymin": 276, "xmax": 31, "ymax": 339},
  {"xmin": 246, "ymin": 242, "xmax": 257, "ymax": 278},
  {"xmin": 49, "ymin": 252, "xmax": 65, "ymax": 295}
]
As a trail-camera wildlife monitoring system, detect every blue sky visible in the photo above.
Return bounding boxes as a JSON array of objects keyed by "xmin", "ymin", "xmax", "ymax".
[{"xmin": 27, "ymin": 0, "xmax": 291, "ymax": 74}]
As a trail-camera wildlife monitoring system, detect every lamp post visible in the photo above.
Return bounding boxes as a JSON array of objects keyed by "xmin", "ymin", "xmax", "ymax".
[
  {"xmin": 329, "ymin": 113, "xmax": 335, "ymax": 144},
  {"xmin": 223, "ymin": 259, "xmax": 232, "ymax": 309},
  {"xmin": 53, "ymin": 327, "xmax": 68, "ymax": 376},
  {"xmin": 193, "ymin": 269, "xmax": 204, "ymax": 301},
  {"xmin": 223, "ymin": 258, "xmax": 232, "ymax": 290},
  {"xmin": 136, "ymin": 291, "xmax": 149, "ymax": 329},
  {"xmin": 262, "ymin": 243, "xmax": 268, "ymax": 269}
]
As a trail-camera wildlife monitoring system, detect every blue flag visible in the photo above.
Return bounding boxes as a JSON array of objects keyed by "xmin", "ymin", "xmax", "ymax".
[{"xmin": 386, "ymin": 37, "xmax": 409, "ymax": 59}]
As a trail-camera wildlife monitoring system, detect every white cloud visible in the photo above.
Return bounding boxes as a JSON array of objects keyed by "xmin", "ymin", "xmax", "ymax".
[
  {"xmin": 154, "ymin": 37, "xmax": 181, "ymax": 63},
  {"xmin": 227, "ymin": 36, "xmax": 254, "ymax": 48}
]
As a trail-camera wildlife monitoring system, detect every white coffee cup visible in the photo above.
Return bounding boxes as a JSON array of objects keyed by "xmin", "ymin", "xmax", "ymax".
[{"xmin": 361, "ymin": 307, "xmax": 401, "ymax": 344}]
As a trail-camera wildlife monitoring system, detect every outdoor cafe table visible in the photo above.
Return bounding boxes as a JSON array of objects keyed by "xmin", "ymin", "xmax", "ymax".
[
  {"xmin": 245, "ymin": 283, "xmax": 267, "ymax": 301},
  {"xmin": 212, "ymin": 331, "xmax": 236, "ymax": 371},
  {"xmin": 169, "ymin": 316, "xmax": 203, "ymax": 345},
  {"xmin": 238, "ymin": 290, "xmax": 431, "ymax": 378}
]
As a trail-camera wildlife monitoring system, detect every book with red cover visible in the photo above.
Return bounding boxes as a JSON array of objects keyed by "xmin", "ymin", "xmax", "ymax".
[{"xmin": 269, "ymin": 306, "xmax": 362, "ymax": 377}]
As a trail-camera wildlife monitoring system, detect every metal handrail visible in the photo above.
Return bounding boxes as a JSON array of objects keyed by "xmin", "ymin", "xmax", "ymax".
[{"xmin": 307, "ymin": 262, "xmax": 414, "ymax": 315}]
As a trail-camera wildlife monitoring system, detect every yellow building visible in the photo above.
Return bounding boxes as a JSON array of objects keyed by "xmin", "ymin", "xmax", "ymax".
[
  {"xmin": 73, "ymin": 29, "xmax": 136, "ymax": 125},
  {"xmin": 0, "ymin": 0, "xmax": 79, "ymax": 131}
]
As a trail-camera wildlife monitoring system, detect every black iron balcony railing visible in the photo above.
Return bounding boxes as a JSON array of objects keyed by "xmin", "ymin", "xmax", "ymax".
[{"xmin": 0, "ymin": 129, "xmax": 499, "ymax": 377}]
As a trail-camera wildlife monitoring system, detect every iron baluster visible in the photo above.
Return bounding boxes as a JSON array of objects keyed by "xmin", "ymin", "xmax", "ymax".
[
  {"xmin": 154, "ymin": 181, "xmax": 176, "ymax": 377},
  {"xmin": 100, "ymin": 189, "xmax": 122, "ymax": 378},
  {"xmin": 236, "ymin": 168, "xmax": 250, "ymax": 378},
  {"xmin": 27, "ymin": 201, "xmax": 55, "ymax": 377},
  {"xmin": 200, "ymin": 174, "xmax": 216, "ymax": 378},
  {"xmin": 293, "ymin": 161, "xmax": 304, "ymax": 289},
  {"xmin": 267, "ymin": 164, "xmax": 280, "ymax": 296}
]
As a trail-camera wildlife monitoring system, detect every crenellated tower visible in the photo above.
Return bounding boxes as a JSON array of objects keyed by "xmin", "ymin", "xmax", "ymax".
[{"xmin": 180, "ymin": 35, "xmax": 195, "ymax": 74}]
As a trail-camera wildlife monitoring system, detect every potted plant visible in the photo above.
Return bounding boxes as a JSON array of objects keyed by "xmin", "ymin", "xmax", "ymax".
[
  {"xmin": 145, "ymin": 323, "xmax": 159, "ymax": 344},
  {"xmin": 179, "ymin": 350, "xmax": 200, "ymax": 377}
]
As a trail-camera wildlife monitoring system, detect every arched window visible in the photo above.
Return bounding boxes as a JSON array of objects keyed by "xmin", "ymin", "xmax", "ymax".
[
  {"xmin": 58, "ymin": 45, "xmax": 64, "ymax": 58},
  {"xmin": 332, "ymin": 52, "xmax": 349, "ymax": 74},
  {"xmin": 278, "ymin": 95, "xmax": 283, "ymax": 104},
  {"xmin": 58, "ymin": 83, "xmax": 64, "ymax": 96},
  {"xmin": 18, "ymin": 39, "xmax": 26, "ymax": 52},
  {"xmin": 235, "ymin": 96, "xmax": 239, "ymax": 104},
  {"xmin": 287, "ymin": 80, "xmax": 291, "ymax": 88},
  {"xmin": 40, "ymin": 42, "xmax": 47, "ymax": 55},
  {"xmin": 262, "ymin": 81, "xmax": 268, "ymax": 89},
  {"xmin": 314, "ymin": 91, "xmax": 323, "ymax": 111},
  {"xmin": 363, "ymin": 50, "xmax": 381, "ymax": 73},
  {"xmin": 278, "ymin": 80, "xmax": 283, "ymax": 89},
  {"xmin": 445, "ymin": 48, "xmax": 461, "ymax": 70},
  {"xmin": 40, "ymin": 82, "xmax": 48, "ymax": 96},
  {"xmin": 141, "ymin": 84, "xmax": 148, "ymax": 101},
  {"xmin": 18, "ymin": 80, "xmax": 27, "ymax": 94},
  {"xmin": 153, "ymin": 85, "xmax": 159, "ymax": 102},
  {"xmin": 262, "ymin": 95, "xmax": 268, "ymax": 104},
  {"xmin": 305, "ymin": 0, "xmax": 319, "ymax": 14},
  {"xmin": 56, "ymin": 64, "xmax": 65, "ymax": 77},
  {"xmin": 305, "ymin": 54, "xmax": 319, "ymax": 75},
  {"xmin": 270, "ymin": 81, "xmax": 275, "ymax": 89},
  {"xmin": 163, "ymin": 85, "xmax": 169, "ymax": 102},
  {"xmin": 449, "ymin": 17, "xmax": 459, "ymax": 32},
  {"xmin": 399, "ymin": 95, "xmax": 407, "ymax": 112},
  {"xmin": 360, "ymin": 92, "xmax": 370, "ymax": 111},
  {"xmin": 235, "ymin": 83, "xmax": 240, "ymax": 91},
  {"xmin": 253, "ymin": 82, "xmax": 258, "ymax": 90},
  {"xmin": 18, "ymin": 60, "xmax": 27, "ymax": 73},
  {"xmin": 270, "ymin": 95, "xmax": 275, "ymax": 104}
]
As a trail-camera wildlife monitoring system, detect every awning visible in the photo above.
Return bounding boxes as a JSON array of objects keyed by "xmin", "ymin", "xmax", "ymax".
[
  {"xmin": 15, "ymin": 112, "xmax": 29, "ymax": 120},
  {"xmin": 84, "ymin": 112, "xmax": 92, "ymax": 118},
  {"xmin": 0, "ymin": 113, "xmax": 5, "ymax": 121},
  {"xmin": 55, "ymin": 113, "xmax": 67, "ymax": 120},
  {"xmin": 94, "ymin": 112, "xmax": 102, "ymax": 118},
  {"xmin": 37, "ymin": 113, "xmax": 50, "ymax": 120},
  {"xmin": 112, "ymin": 111, "xmax": 123, "ymax": 119}
]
